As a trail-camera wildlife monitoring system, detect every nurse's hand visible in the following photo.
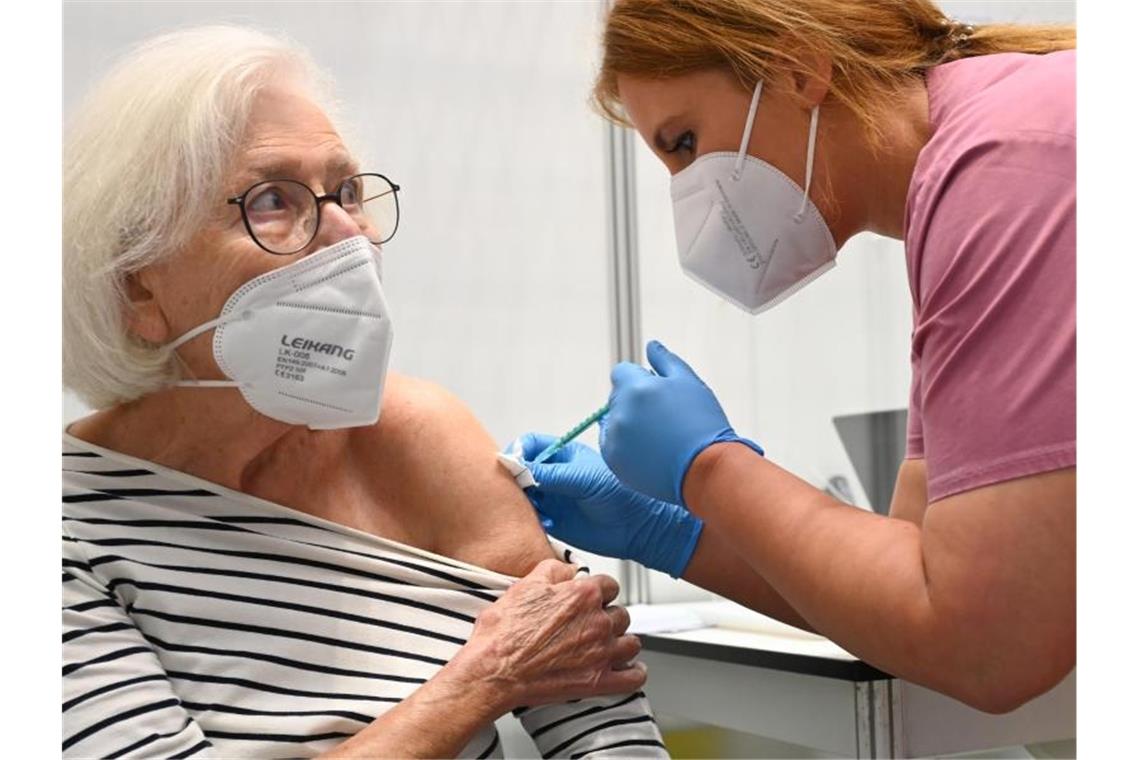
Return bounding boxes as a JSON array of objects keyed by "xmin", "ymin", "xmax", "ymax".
[
  {"xmin": 511, "ymin": 433, "xmax": 704, "ymax": 578},
  {"xmin": 603, "ymin": 340, "xmax": 765, "ymax": 506}
]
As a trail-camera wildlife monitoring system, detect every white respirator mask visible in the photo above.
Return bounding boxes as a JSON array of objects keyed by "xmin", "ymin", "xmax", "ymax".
[
  {"xmin": 670, "ymin": 80, "xmax": 838, "ymax": 314},
  {"xmin": 166, "ymin": 235, "xmax": 394, "ymax": 430}
]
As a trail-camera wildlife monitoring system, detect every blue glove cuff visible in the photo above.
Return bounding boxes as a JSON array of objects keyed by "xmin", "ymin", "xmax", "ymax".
[
  {"xmin": 666, "ymin": 515, "xmax": 704, "ymax": 578},
  {"xmin": 715, "ymin": 432, "xmax": 765, "ymax": 459},
  {"xmin": 638, "ymin": 509, "xmax": 704, "ymax": 578},
  {"xmin": 674, "ymin": 430, "xmax": 765, "ymax": 507}
]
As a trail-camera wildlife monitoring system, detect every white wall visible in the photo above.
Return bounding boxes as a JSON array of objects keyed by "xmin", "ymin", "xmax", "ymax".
[
  {"xmin": 941, "ymin": 0, "xmax": 1076, "ymax": 24},
  {"xmin": 64, "ymin": 1, "xmax": 615, "ymax": 445}
]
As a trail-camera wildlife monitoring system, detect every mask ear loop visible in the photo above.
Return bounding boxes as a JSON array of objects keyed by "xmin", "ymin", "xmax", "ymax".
[
  {"xmin": 165, "ymin": 310, "xmax": 255, "ymax": 388},
  {"xmin": 793, "ymin": 105, "xmax": 820, "ymax": 223},
  {"xmin": 731, "ymin": 81, "xmax": 765, "ymax": 181}
]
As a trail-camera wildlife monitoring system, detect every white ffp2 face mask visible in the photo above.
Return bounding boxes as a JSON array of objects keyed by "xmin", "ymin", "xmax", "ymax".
[
  {"xmin": 670, "ymin": 81, "xmax": 838, "ymax": 314},
  {"xmin": 167, "ymin": 235, "xmax": 394, "ymax": 430}
]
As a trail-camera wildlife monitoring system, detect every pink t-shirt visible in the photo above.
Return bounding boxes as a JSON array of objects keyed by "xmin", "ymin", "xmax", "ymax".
[{"xmin": 904, "ymin": 50, "xmax": 1076, "ymax": 503}]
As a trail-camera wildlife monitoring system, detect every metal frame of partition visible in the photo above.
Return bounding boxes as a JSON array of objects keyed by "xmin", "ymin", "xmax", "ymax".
[
  {"xmin": 599, "ymin": 0, "xmax": 647, "ymax": 606},
  {"xmin": 602, "ymin": 110, "xmax": 651, "ymax": 605}
]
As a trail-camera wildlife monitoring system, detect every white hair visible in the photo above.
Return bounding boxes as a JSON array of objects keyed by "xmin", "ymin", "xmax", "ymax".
[{"xmin": 63, "ymin": 25, "xmax": 338, "ymax": 409}]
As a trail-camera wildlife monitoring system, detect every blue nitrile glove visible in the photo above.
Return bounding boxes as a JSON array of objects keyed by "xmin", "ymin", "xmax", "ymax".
[
  {"xmin": 508, "ymin": 433, "xmax": 704, "ymax": 578},
  {"xmin": 601, "ymin": 340, "xmax": 765, "ymax": 506}
]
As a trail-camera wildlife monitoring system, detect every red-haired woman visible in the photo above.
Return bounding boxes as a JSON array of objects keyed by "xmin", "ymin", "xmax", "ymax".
[{"xmin": 515, "ymin": 0, "xmax": 1075, "ymax": 714}]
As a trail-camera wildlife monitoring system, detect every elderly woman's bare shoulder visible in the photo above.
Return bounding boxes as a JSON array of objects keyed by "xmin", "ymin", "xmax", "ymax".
[{"xmin": 352, "ymin": 373, "xmax": 559, "ymax": 577}]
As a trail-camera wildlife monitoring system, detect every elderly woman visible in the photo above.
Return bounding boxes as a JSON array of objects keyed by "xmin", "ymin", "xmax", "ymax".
[{"xmin": 63, "ymin": 26, "xmax": 665, "ymax": 758}]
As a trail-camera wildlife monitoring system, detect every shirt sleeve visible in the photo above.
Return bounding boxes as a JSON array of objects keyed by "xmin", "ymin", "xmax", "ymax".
[
  {"xmin": 513, "ymin": 691, "xmax": 667, "ymax": 758},
  {"xmin": 906, "ymin": 130, "xmax": 1075, "ymax": 501},
  {"xmin": 905, "ymin": 342, "xmax": 925, "ymax": 460},
  {"xmin": 63, "ymin": 524, "xmax": 213, "ymax": 758}
]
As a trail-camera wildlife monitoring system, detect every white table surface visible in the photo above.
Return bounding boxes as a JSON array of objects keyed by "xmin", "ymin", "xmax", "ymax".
[{"xmin": 628, "ymin": 600, "xmax": 1075, "ymax": 758}]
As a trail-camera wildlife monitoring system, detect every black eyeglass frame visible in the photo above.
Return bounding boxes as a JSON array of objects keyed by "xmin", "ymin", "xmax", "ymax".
[{"xmin": 226, "ymin": 172, "xmax": 401, "ymax": 255}]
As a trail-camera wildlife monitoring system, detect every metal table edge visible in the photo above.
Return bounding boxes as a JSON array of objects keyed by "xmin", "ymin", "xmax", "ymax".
[{"xmin": 640, "ymin": 633, "xmax": 893, "ymax": 682}]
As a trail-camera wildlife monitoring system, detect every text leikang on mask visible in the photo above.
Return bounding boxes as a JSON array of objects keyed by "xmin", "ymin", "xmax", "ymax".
[{"xmin": 166, "ymin": 234, "xmax": 394, "ymax": 429}]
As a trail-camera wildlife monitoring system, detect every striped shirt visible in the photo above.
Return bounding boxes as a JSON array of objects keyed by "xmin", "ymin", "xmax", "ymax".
[{"xmin": 63, "ymin": 434, "xmax": 667, "ymax": 758}]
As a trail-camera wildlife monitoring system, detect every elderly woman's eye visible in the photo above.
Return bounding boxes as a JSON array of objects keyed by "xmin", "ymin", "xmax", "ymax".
[
  {"xmin": 339, "ymin": 178, "xmax": 361, "ymax": 207},
  {"xmin": 246, "ymin": 185, "xmax": 291, "ymax": 215},
  {"xmin": 666, "ymin": 130, "xmax": 695, "ymax": 155}
]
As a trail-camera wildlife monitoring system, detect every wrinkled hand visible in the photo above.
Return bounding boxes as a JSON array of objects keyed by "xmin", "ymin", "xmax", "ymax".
[
  {"xmin": 510, "ymin": 433, "xmax": 703, "ymax": 578},
  {"xmin": 450, "ymin": 559, "xmax": 644, "ymax": 712},
  {"xmin": 602, "ymin": 340, "xmax": 764, "ymax": 505}
]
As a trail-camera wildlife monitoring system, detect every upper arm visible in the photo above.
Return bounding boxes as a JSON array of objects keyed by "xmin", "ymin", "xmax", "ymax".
[
  {"xmin": 364, "ymin": 374, "xmax": 557, "ymax": 575},
  {"xmin": 920, "ymin": 467, "xmax": 1075, "ymax": 711},
  {"xmin": 515, "ymin": 691, "xmax": 667, "ymax": 758},
  {"xmin": 889, "ymin": 459, "xmax": 928, "ymax": 527},
  {"xmin": 894, "ymin": 134, "xmax": 1074, "ymax": 711},
  {"xmin": 63, "ymin": 532, "xmax": 211, "ymax": 757}
]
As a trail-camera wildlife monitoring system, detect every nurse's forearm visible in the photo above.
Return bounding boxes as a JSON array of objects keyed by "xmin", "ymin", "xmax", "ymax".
[
  {"xmin": 682, "ymin": 527, "xmax": 814, "ymax": 633},
  {"xmin": 682, "ymin": 444, "xmax": 959, "ymax": 703}
]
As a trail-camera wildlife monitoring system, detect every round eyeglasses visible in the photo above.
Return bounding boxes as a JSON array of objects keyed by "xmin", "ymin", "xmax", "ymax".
[{"xmin": 227, "ymin": 172, "xmax": 400, "ymax": 255}]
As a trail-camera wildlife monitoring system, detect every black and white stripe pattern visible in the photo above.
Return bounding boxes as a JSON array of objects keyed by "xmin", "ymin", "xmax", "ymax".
[{"xmin": 63, "ymin": 435, "xmax": 666, "ymax": 758}]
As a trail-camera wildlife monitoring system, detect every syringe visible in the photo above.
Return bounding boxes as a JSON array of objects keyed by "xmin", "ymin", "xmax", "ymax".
[{"xmin": 531, "ymin": 404, "xmax": 610, "ymax": 464}]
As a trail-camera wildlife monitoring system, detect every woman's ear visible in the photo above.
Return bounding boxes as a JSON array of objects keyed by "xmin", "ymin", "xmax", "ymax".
[
  {"xmin": 123, "ymin": 268, "xmax": 172, "ymax": 345},
  {"xmin": 792, "ymin": 52, "xmax": 833, "ymax": 110}
]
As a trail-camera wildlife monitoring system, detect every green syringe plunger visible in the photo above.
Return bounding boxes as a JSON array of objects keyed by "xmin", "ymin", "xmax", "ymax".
[{"xmin": 532, "ymin": 404, "xmax": 610, "ymax": 464}]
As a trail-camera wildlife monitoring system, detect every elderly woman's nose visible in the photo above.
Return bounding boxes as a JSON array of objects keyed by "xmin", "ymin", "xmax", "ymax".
[{"xmin": 312, "ymin": 201, "xmax": 366, "ymax": 250}]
